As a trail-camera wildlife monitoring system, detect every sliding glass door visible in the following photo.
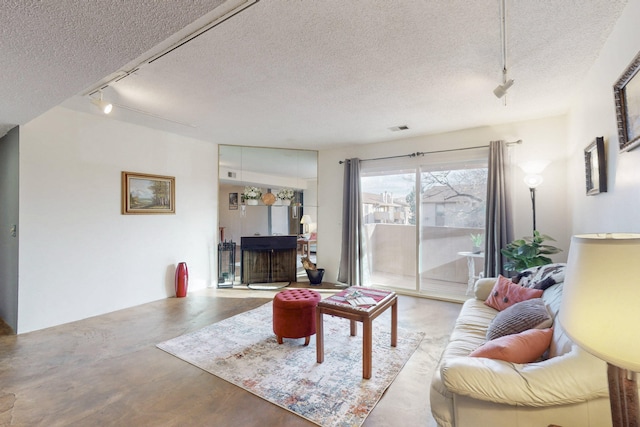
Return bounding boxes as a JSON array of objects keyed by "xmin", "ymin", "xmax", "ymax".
[
  {"xmin": 360, "ymin": 150, "xmax": 488, "ymax": 301},
  {"xmin": 418, "ymin": 161, "xmax": 487, "ymax": 300},
  {"xmin": 360, "ymin": 167, "xmax": 417, "ymax": 291}
]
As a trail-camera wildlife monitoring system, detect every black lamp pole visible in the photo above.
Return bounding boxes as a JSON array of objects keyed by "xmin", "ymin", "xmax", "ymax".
[
  {"xmin": 524, "ymin": 172, "xmax": 544, "ymax": 235},
  {"xmin": 529, "ymin": 186, "xmax": 537, "ymax": 234}
]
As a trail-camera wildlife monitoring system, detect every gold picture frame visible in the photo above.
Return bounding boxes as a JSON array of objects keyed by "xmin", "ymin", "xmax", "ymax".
[
  {"xmin": 121, "ymin": 171, "xmax": 175, "ymax": 215},
  {"xmin": 614, "ymin": 50, "xmax": 640, "ymax": 152}
]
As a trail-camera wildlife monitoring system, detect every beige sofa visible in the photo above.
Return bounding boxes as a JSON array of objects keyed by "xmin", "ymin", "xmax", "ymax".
[{"xmin": 430, "ymin": 264, "xmax": 613, "ymax": 427}]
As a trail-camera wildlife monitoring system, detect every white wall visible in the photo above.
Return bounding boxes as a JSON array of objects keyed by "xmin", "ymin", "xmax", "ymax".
[
  {"xmin": 318, "ymin": 116, "xmax": 570, "ymax": 283},
  {"xmin": 18, "ymin": 107, "xmax": 217, "ymax": 333},
  {"xmin": 567, "ymin": 0, "xmax": 640, "ymax": 234}
]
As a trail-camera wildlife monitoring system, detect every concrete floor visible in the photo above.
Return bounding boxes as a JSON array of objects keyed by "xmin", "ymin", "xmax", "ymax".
[
  {"xmin": 0, "ymin": 287, "xmax": 461, "ymax": 426},
  {"xmin": 0, "ymin": 318, "xmax": 12, "ymax": 335}
]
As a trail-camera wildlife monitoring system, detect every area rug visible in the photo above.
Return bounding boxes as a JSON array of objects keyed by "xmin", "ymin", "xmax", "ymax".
[
  {"xmin": 235, "ymin": 281, "xmax": 348, "ymax": 291},
  {"xmin": 246, "ymin": 282, "xmax": 290, "ymax": 290},
  {"xmin": 157, "ymin": 302, "xmax": 425, "ymax": 427}
]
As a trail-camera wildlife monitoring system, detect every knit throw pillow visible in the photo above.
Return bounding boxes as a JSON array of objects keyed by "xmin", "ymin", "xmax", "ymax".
[{"xmin": 486, "ymin": 298, "xmax": 553, "ymax": 341}]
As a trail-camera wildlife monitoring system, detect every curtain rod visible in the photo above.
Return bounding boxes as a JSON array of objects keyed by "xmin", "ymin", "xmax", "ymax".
[{"xmin": 338, "ymin": 139, "xmax": 522, "ymax": 164}]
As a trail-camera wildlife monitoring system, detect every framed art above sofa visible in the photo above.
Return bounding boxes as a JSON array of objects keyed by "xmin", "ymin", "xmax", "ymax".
[
  {"xmin": 584, "ymin": 136, "xmax": 607, "ymax": 195},
  {"xmin": 614, "ymin": 50, "xmax": 640, "ymax": 152}
]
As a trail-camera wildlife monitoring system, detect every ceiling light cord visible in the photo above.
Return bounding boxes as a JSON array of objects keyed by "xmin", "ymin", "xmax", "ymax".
[
  {"xmin": 494, "ymin": 0, "xmax": 513, "ymax": 103},
  {"xmin": 500, "ymin": 0, "xmax": 507, "ymax": 83}
]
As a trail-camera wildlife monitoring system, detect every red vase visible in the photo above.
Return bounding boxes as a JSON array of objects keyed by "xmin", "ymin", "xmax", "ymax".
[{"xmin": 175, "ymin": 262, "xmax": 188, "ymax": 298}]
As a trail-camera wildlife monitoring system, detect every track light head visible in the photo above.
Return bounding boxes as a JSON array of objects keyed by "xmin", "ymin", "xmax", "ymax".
[
  {"xmin": 90, "ymin": 92, "xmax": 113, "ymax": 114},
  {"xmin": 493, "ymin": 79, "xmax": 514, "ymax": 98}
]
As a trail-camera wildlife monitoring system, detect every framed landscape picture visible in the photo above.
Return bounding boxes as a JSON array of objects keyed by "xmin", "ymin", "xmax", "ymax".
[
  {"xmin": 614, "ymin": 50, "xmax": 640, "ymax": 152},
  {"xmin": 122, "ymin": 171, "xmax": 175, "ymax": 214}
]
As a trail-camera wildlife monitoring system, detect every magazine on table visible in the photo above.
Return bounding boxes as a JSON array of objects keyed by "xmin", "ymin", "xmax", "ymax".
[{"xmin": 347, "ymin": 296, "xmax": 377, "ymax": 306}]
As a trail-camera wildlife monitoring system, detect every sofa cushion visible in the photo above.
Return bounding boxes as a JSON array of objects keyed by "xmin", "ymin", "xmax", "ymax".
[
  {"xmin": 474, "ymin": 277, "xmax": 498, "ymax": 301},
  {"xmin": 486, "ymin": 298, "xmax": 553, "ymax": 341},
  {"xmin": 514, "ymin": 263, "xmax": 566, "ymax": 290},
  {"xmin": 470, "ymin": 327, "xmax": 554, "ymax": 363},
  {"xmin": 484, "ymin": 275, "xmax": 543, "ymax": 311},
  {"xmin": 447, "ymin": 299, "xmax": 498, "ymax": 357},
  {"xmin": 541, "ymin": 282, "xmax": 575, "ymax": 358}
]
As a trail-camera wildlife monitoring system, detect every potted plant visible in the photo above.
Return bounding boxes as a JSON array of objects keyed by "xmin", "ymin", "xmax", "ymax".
[
  {"xmin": 243, "ymin": 186, "xmax": 262, "ymax": 205},
  {"xmin": 501, "ymin": 230, "xmax": 562, "ymax": 272},
  {"xmin": 470, "ymin": 233, "xmax": 483, "ymax": 253},
  {"xmin": 276, "ymin": 188, "xmax": 294, "ymax": 205}
]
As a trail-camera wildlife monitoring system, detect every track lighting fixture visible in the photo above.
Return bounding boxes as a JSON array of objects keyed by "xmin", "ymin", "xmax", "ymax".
[
  {"xmin": 90, "ymin": 91, "xmax": 113, "ymax": 114},
  {"xmin": 494, "ymin": 0, "xmax": 514, "ymax": 102},
  {"xmin": 493, "ymin": 78, "xmax": 514, "ymax": 98}
]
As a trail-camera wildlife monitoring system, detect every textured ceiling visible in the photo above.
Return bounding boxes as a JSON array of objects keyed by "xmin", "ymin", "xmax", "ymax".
[
  {"xmin": 1, "ymin": 0, "xmax": 629, "ymax": 150},
  {"xmin": 0, "ymin": 0, "xmax": 229, "ymax": 136}
]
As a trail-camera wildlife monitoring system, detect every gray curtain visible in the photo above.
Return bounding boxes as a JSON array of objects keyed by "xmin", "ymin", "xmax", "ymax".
[
  {"xmin": 484, "ymin": 141, "xmax": 514, "ymax": 277},
  {"xmin": 337, "ymin": 158, "xmax": 363, "ymax": 286}
]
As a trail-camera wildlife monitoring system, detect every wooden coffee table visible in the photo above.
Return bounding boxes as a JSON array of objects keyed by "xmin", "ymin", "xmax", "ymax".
[{"xmin": 315, "ymin": 287, "xmax": 397, "ymax": 379}]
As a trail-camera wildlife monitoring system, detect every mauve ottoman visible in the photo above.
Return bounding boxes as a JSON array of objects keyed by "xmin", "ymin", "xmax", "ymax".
[{"xmin": 272, "ymin": 288, "xmax": 322, "ymax": 346}]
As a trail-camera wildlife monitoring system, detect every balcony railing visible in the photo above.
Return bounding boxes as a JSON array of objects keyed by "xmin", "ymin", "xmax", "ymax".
[{"xmin": 363, "ymin": 223, "xmax": 484, "ymax": 299}]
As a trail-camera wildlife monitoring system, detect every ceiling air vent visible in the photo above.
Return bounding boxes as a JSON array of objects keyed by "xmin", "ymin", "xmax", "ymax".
[{"xmin": 389, "ymin": 125, "xmax": 409, "ymax": 132}]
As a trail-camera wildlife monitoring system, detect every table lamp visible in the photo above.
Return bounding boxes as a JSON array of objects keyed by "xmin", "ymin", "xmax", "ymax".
[
  {"xmin": 300, "ymin": 215, "xmax": 312, "ymax": 236},
  {"xmin": 560, "ymin": 233, "xmax": 640, "ymax": 427}
]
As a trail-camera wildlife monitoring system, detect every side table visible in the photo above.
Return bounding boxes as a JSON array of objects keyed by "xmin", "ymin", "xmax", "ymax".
[
  {"xmin": 457, "ymin": 251, "xmax": 484, "ymax": 294},
  {"xmin": 316, "ymin": 287, "xmax": 397, "ymax": 379}
]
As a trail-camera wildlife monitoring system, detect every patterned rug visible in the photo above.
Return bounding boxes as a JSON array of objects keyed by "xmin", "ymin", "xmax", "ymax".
[
  {"xmin": 157, "ymin": 302, "xmax": 425, "ymax": 427},
  {"xmin": 246, "ymin": 282, "xmax": 290, "ymax": 290}
]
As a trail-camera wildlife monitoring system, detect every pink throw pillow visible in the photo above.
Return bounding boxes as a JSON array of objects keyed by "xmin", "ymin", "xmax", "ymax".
[
  {"xmin": 469, "ymin": 328, "xmax": 554, "ymax": 363},
  {"xmin": 484, "ymin": 275, "xmax": 543, "ymax": 311}
]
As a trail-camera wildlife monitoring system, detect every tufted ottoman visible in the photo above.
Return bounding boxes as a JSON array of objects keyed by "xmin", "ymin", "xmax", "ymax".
[{"xmin": 272, "ymin": 288, "xmax": 322, "ymax": 346}]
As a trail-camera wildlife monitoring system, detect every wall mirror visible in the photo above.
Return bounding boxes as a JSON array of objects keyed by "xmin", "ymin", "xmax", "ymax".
[{"xmin": 218, "ymin": 145, "xmax": 318, "ymax": 245}]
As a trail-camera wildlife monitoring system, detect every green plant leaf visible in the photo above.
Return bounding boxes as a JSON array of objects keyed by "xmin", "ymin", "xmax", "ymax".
[{"xmin": 500, "ymin": 232, "xmax": 562, "ymax": 272}]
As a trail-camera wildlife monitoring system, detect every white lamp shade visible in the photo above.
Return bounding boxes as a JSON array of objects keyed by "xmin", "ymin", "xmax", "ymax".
[
  {"xmin": 300, "ymin": 214, "xmax": 312, "ymax": 225},
  {"xmin": 520, "ymin": 160, "xmax": 549, "ymax": 175},
  {"xmin": 523, "ymin": 174, "xmax": 543, "ymax": 188},
  {"xmin": 559, "ymin": 233, "xmax": 640, "ymax": 372}
]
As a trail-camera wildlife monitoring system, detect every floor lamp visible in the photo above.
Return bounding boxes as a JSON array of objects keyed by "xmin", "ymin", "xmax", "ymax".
[
  {"xmin": 560, "ymin": 234, "xmax": 640, "ymax": 427},
  {"xmin": 523, "ymin": 174, "xmax": 543, "ymax": 234}
]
